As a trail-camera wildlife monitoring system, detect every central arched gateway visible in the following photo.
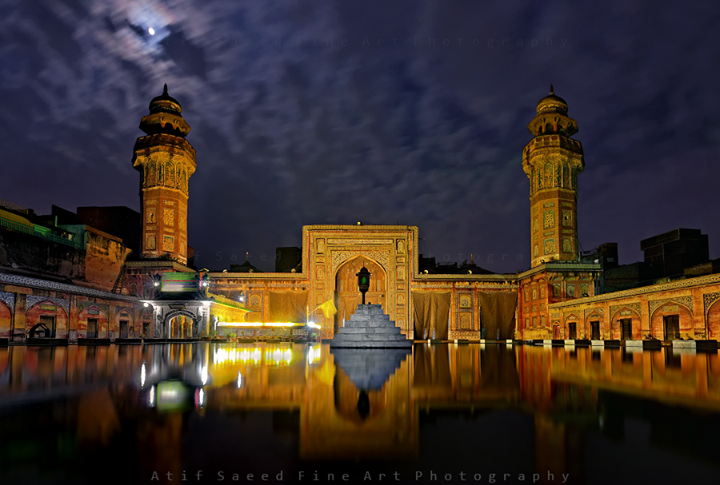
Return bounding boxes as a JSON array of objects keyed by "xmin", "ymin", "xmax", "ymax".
[
  {"xmin": 334, "ymin": 256, "xmax": 387, "ymax": 333},
  {"xmin": 165, "ymin": 310, "xmax": 198, "ymax": 339}
]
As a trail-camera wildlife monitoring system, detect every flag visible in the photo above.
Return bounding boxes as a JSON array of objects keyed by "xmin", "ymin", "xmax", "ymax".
[{"xmin": 316, "ymin": 299, "xmax": 337, "ymax": 319}]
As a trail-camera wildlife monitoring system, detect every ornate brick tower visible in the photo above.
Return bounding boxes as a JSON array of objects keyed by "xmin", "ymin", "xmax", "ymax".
[
  {"xmin": 132, "ymin": 85, "xmax": 196, "ymax": 265},
  {"xmin": 522, "ymin": 85, "xmax": 585, "ymax": 268}
]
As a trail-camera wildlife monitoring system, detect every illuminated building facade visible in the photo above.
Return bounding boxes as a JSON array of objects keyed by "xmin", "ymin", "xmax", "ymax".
[{"xmin": 2, "ymin": 85, "xmax": 720, "ymax": 343}]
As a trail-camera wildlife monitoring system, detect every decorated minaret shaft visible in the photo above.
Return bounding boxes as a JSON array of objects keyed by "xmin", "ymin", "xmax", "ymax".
[
  {"xmin": 132, "ymin": 85, "xmax": 196, "ymax": 265},
  {"xmin": 522, "ymin": 85, "xmax": 585, "ymax": 268}
]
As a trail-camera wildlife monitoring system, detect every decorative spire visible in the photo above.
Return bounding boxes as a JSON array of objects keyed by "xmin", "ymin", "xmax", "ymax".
[
  {"xmin": 163, "ymin": 84, "xmax": 168, "ymax": 95},
  {"xmin": 549, "ymin": 84, "xmax": 554, "ymax": 95},
  {"xmin": 470, "ymin": 253, "xmax": 474, "ymax": 265}
]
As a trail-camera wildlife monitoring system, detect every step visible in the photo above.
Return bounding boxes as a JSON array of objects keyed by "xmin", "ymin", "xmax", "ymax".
[
  {"xmin": 78, "ymin": 338, "xmax": 111, "ymax": 345},
  {"xmin": 337, "ymin": 326, "xmax": 401, "ymax": 334},
  {"xmin": 331, "ymin": 340, "xmax": 412, "ymax": 348},
  {"xmin": 348, "ymin": 315, "xmax": 391, "ymax": 323},
  {"xmin": 333, "ymin": 333, "xmax": 409, "ymax": 342},
  {"xmin": 26, "ymin": 338, "xmax": 69, "ymax": 346}
]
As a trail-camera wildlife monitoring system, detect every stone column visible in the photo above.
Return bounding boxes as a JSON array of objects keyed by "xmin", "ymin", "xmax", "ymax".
[
  {"xmin": 153, "ymin": 307, "xmax": 163, "ymax": 338},
  {"xmin": 640, "ymin": 296, "xmax": 651, "ymax": 338},
  {"xmin": 108, "ymin": 302, "xmax": 117, "ymax": 340},
  {"xmin": 13, "ymin": 293, "xmax": 26, "ymax": 342},
  {"xmin": 68, "ymin": 295, "xmax": 78, "ymax": 342},
  {"xmin": 692, "ymin": 289, "xmax": 706, "ymax": 339}
]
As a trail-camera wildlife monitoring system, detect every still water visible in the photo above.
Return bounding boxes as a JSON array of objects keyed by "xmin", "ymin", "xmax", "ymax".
[{"xmin": 0, "ymin": 343, "xmax": 719, "ymax": 485}]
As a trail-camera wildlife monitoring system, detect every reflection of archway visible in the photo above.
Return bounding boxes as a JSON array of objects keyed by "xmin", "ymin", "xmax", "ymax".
[
  {"xmin": 334, "ymin": 256, "xmax": 387, "ymax": 332},
  {"xmin": 163, "ymin": 310, "xmax": 198, "ymax": 339}
]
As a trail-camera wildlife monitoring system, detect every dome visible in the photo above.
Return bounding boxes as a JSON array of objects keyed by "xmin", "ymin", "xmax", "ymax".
[
  {"xmin": 536, "ymin": 84, "xmax": 568, "ymax": 115},
  {"xmin": 149, "ymin": 84, "xmax": 182, "ymax": 115}
]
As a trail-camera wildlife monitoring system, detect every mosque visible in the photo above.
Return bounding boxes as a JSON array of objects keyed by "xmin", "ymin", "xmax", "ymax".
[{"xmin": 1, "ymin": 85, "xmax": 719, "ymax": 344}]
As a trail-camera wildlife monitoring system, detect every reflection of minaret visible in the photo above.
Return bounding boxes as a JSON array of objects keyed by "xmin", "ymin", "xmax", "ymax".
[
  {"xmin": 136, "ymin": 413, "xmax": 186, "ymax": 483},
  {"xmin": 132, "ymin": 84, "xmax": 196, "ymax": 265},
  {"xmin": 523, "ymin": 85, "xmax": 584, "ymax": 268},
  {"xmin": 534, "ymin": 414, "xmax": 585, "ymax": 485}
]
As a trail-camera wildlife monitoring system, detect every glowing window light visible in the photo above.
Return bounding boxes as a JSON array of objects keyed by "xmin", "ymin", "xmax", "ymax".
[
  {"xmin": 217, "ymin": 322, "xmax": 306, "ymax": 328},
  {"xmin": 214, "ymin": 348, "xmax": 263, "ymax": 365},
  {"xmin": 307, "ymin": 345, "xmax": 321, "ymax": 365},
  {"xmin": 263, "ymin": 348, "xmax": 293, "ymax": 366},
  {"xmin": 200, "ymin": 366, "xmax": 208, "ymax": 385}
]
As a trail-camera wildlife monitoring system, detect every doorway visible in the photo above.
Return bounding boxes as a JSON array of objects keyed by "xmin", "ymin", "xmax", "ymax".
[
  {"xmin": 119, "ymin": 320, "xmax": 129, "ymax": 339},
  {"xmin": 591, "ymin": 321, "xmax": 600, "ymax": 340},
  {"xmin": 620, "ymin": 319, "xmax": 632, "ymax": 340},
  {"xmin": 663, "ymin": 315, "xmax": 680, "ymax": 341},
  {"xmin": 39, "ymin": 315, "xmax": 56, "ymax": 338},
  {"xmin": 87, "ymin": 318, "xmax": 98, "ymax": 338},
  {"xmin": 334, "ymin": 257, "xmax": 387, "ymax": 333},
  {"xmin": 568, "ymin": 322, "xmax": 577, "ymax": 339}
]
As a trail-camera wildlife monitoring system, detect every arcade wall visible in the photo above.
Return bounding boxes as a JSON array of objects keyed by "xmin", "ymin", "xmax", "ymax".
[{"xmin": 547, "ymin": 273, "xmax": 720, "ymax": 340}]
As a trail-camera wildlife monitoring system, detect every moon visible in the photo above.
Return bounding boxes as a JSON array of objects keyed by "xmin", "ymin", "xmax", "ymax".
[{"xmin": 148, "ymin": 27, "xmax": 155, "ymax": 35}]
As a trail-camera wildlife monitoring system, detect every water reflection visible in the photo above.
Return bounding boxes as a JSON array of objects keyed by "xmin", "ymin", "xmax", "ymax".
[{"xmin": 0, "ymin": 343, "xmax": 719, "ymax": 484}]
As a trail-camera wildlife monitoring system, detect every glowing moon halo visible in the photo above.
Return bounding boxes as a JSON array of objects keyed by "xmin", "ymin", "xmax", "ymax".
[{"xmin": 148, "ymin": 27, "xmax": 155, "ymax": 35}]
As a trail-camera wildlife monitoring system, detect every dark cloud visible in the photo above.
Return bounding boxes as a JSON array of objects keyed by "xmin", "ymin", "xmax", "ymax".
[{"xmin": 0, "ymin": 0, "xmax": 719, "ymax": 273}]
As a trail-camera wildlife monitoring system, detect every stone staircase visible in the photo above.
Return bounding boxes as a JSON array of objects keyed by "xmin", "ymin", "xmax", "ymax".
[{"xmin": 329, "ymin": 304, "xmax": 412, "ymax": 348}]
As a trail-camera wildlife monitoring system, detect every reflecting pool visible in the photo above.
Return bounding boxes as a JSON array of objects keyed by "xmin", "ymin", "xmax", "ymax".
[{"xmin": 1, "ymin": 343, "xmax": 720, "ymax": 485}]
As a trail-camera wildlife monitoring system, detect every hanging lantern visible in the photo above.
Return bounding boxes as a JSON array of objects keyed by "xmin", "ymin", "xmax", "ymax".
[{"xmin": 356, "ymin": 265, "xmax": 371, "ymax": 305}]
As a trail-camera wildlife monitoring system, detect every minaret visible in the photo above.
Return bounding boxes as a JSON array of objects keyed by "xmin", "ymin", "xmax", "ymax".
[
  {"xmin": 132, "ymin": 85, "xmax": 196, "ymax": 265},
  {"xmin": 522, "ymin": 85, "xmax": 584, "ymax": 268}
]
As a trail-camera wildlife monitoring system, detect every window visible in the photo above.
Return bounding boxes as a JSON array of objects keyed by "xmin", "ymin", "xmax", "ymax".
[{"xmin": 567, "ymin": 285, "xmax": 575, "ymax": 298}]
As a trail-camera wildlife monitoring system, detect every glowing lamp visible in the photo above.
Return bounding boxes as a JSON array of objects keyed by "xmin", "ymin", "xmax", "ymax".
[{"xmin": 356, "ymin": 265, "xmax": 371, "ymax": 305}]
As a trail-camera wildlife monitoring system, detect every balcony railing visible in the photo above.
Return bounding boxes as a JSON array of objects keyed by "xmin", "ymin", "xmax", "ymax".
[
  {"xmin": 0, "ymin": 198, "xmax": 30, "ymax": 215},
  {"xmin": 0, "ymin": 216, "xmax": 85, "ymax": 250}
]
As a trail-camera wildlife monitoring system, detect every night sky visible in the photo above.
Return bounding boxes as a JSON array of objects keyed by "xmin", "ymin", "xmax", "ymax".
[{"xmin": 1, "ymin": 0, "xmax": 719, "ymax": 273}]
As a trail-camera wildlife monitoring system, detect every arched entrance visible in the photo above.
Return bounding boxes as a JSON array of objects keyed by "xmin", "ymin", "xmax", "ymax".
[
  {"xmin": 163, "ymin": 310, "xmax": 198, "ymax": 339},
  {"xmin": 708, "ymin": 299, "xmax": 720, "ymax": 339},
  {"xmin": 610, "ymin": 308, "xmax": 642, "ymax": 340},
  {"xmin": 334, "ymin": 256, "xmax": 387, "ymax": 333},
  {"xmin": 650, "ymin": 302, "xmax": 693, "ymax": 340},
  {"xmin": 0, "ymin": 302, "xmax": 12, "ymax": 338}
]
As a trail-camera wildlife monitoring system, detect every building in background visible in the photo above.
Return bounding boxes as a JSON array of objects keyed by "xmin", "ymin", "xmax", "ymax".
[{"xmin": 2, "ymin": 86, "xmax": 720, "ymax": 343}]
